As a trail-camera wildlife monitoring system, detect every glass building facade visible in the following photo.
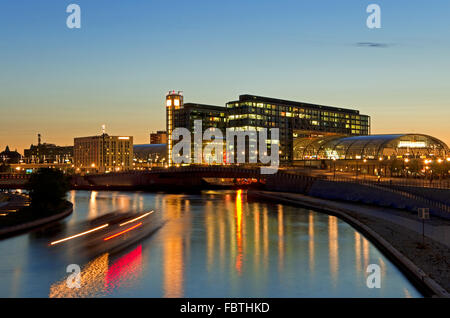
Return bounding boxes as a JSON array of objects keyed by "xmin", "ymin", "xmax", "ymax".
[
  {"xmin": 293, "ymin": 134, "xmax": 449, "ymax": 160},
  {"xmin": 226, "ymin": 95, "xmax": 370, "ymax": 162}
]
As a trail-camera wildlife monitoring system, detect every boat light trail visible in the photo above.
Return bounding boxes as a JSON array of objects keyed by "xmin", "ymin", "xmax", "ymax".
[
  {"xmin": 119, "ymin": 211, "xmax": 153, "ymax": 227},
  {"xmin": 50, "ymin": 224, "xmax": 109, "ymax": 246},
  {"xmin": 104, "ymin": 223, "xmax": 143, "ymax": 241}
]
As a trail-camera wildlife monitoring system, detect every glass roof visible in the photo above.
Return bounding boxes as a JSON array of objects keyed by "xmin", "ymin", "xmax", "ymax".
[{"xmin": 293, "ymin": 134, "xmax": 449, "ymax": 160}]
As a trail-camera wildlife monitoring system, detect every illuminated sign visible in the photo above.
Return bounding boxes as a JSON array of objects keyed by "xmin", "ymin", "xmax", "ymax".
[
  {"xmin": 398, "ymin": 141, "xmax": 426, "ymax": 148},
  {"xmin": 118, "ymin": 137, "xmax": 130, "ymax": 140}
]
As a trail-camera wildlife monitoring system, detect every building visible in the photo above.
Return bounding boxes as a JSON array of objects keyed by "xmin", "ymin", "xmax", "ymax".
[
  {"xmin": 74, "ymin": 134, "xmax": 133, "ymax": 173},
  {"xmin": 292, "ymin": 134, "xmax": 450, "ymax": 177},
  {"xmin": 22, "ymin": 134, "xmax": 73, "ymax": 164},
  {"xmin": 166, "ymin": 91, "xmax": 227, "ymax": 166},
  {"xmin": 0, "ymin": 146, "xmax": 21, "ymax": 164},
  {"xmin": 150, "ymin": 131, "xmax": 167, "ymax": 144},
  {"xmin": 133, "ymin": 144, "xmax": 167, "ymax": 168},
  {"xmin": 226, "ymin": 94, "xmax": 370, "ymax": 162},
  {"xmin": 24, "ymin": 143, "xmax": 73, "ymax": 164},
  {"xmin": 293, "ymin": 134, "xmax": 449, "ymax": 161},
  {"xmin": 165, "ymin": 91, "xmax": 370, "ymax": 165}
]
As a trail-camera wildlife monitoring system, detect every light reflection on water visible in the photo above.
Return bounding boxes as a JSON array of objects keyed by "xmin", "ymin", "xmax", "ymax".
[{"xmin": 0, "ymin": 190, "xmax": 422, "ymax": 298}]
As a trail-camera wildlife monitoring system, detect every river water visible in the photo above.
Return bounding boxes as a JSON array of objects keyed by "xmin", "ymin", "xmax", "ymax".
[{"xmin": 0, "ymin": 189, "xmax": 421, "ymax": 297}]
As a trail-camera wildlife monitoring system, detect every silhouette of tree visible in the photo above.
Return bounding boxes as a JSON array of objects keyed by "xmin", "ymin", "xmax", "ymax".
[
  {"xmin": 407, "ymin": 159, "xmax": 421, "ymax": 177},
  {"xmin": 27, "ymin": 168, "xmax": 70, "ymax": 212},
  {"xmin": 0, "ymin": 163, "xmax": 11, "ymax": 173},
  {"xmin": 389, "ymin": 159, "xmax": 403, "ymax": 177}
]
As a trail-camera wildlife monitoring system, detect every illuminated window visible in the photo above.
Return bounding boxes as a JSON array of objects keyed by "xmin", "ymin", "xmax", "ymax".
[
  {"xmin": 174, "ymin": 99, "xmax": 180, "ymax": 106},
  {"xmin": 166, "ymin": 99, "xmax": 172, "ymax": 107}
]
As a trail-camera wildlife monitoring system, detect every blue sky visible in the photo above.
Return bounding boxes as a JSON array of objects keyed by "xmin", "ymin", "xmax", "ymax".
[{"xmin": 1, "ymin": 0, "xmax": 449, "ymax": 151}]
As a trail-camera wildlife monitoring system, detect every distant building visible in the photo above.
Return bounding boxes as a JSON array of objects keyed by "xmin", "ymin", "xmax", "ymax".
[
  {"xmin": 150, "ymin": 131, "xmax": 167, "ymax": 144},
  {"xmin": 24, "ymin": 143, "xmax": 73, "ymax": 164},
  {"xmin": 74, "ymin": 134, "xmax": 133, "ymax": 173},
  {"xmin": 0, "ymin": 146, "xmax": 21, "ymax": 164},
  {"xmin": 134, "ymin": 144, "xmax": 167, "ymax": 168}
]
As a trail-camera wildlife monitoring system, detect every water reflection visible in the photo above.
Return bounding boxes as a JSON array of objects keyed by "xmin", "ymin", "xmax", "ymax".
[
  {"xmin": 308, "ymin": 212, "xmax": 315, "ymax": 275},
  {"xmin": 235, "ymin": 190, "xmax": 243, "ymax": 275},
  {"xmin": 0, "ymin": 189, "xmax": 422, "ymax": 297},
  {"xmin": 49, "ymin": 245, "xmax": 143, "ymax": 298},
  {"xmin": 328, "ymin": 216, "xmax": 339, "ymax": 287}
]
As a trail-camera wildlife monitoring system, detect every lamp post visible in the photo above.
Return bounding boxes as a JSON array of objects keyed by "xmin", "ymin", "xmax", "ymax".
[
  {"xmin": 333, "ymin": 158, "xmax": 336, "ymax": 180},
  {"xmin": 363, "ymin": 159, "xmax": 367, "ymax": 181}
]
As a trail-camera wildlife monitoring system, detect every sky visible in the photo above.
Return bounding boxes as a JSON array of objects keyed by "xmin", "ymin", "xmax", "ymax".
[{"xmin": 1, "ymin": 0, "xmax": 449, "ymax": 153}]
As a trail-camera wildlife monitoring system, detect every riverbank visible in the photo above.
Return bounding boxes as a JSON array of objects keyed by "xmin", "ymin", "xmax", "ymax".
[
  {"xmin": 0, "ymin": 201, "xmax": 73, "ymax": 239},
  {"xmin": 248, "ymin": 190, "xmax": 450, "ymax": 298}
]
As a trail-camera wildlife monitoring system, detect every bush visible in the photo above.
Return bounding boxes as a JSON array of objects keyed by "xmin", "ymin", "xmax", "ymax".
[{"xmin": 27, "ymin": 168, "xmax": 70, "ymax": 212}]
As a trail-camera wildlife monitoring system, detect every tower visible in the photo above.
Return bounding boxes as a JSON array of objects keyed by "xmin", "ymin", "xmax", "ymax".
[{"xmin": 166, "ymin": 90, "xmax": 183, "ymax": 167}]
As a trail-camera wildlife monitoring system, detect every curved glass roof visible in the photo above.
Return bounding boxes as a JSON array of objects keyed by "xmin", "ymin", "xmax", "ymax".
[{"xmin": 293, "ymin": 134, "xmax": 449, "ymax": 160}]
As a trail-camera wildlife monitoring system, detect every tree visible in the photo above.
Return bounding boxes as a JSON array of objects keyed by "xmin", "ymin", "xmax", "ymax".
[
  {"xmin": 27, "ymin": 168, "xmax": 70, "ymax": 212},
  {"xmin": 408, "ymin": 159, "xmax": 421, "ymax": 177},
  {"xmin": 0, "ymin": 163, "xmax": 11, "ymax": 173},
  {"xmin": 431, "ymin": 161, "xmax": 450, "ymax": 179},
  {"xmin": 389, "ymin": 159, "xmax": 403, "ymax": 177}
]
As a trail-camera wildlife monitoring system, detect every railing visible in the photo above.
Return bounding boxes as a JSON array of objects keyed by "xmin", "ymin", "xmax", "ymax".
[
  {"xmin": 379, "ymin": 178, "xmax": 450, "ymax": 189},
  {"xmin": 327, "ymin": 175, "xmax": 450, "ymax": 214},
  {"xmin": 0, "ymin": 174, "xmax": 30, "ymax": 179}
]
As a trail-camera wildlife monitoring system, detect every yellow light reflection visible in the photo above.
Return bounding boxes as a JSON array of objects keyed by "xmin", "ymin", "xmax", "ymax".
[
  {"xmin": 308, "ymin": 212, "xmax": 315, "ymax": 275},
  {"xmin": 254, "ymin": 205, "xmax": 260, "ymax": 273},
  {"xmin": 263, "ymin": 206, "xmax": 269, "ymax": 270},
  {"xmin": 49, "ymin": 253, "xmax": 109, "ymax": 298},
  {"xmin": 235, "ymin": 190, "xmax": 243, "ymax": 275},
  {"xmin": 88, "ymin": 191, "xmax": 98, "ymax": 219},
  {"xmin": 277, "ymin": 205, "xmax": 284, "ymax": 271},
  {"xmin": 355, "ymin": 232, "xmax": 362, "ymax": 276},
  {"xmin": 206, "ymin": 201, "xmax": 214, "ymax": 270},
  {"xmin": 328, "ymin": 216, "xmax": 339, "ymax": 286},
  {"xmin": 362, "ymin": 237, "xmax": 370, "ymax": 270},
  {"xmin": 162, "ymin": 195, "xmax": 186, "ymax": 298}
]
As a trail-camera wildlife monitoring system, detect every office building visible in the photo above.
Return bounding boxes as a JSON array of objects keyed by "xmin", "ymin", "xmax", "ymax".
[
  {"xmin": 166, "ymin": 91, "xmax": 227, "ymax": 166},
  {"xmin": 166, "ymin": 92, "xmax": 370, "ymax": 165},
  {"xmin": 74, "ymin": 134, "xmax": 133, "ymax": 173},
  {"xmin": 226, "ymin": 94, "xmax": 370, "ymax": 162},
  {"xmin": 150, "ymin": 131, "xmax": 168, "ymax": 144}
]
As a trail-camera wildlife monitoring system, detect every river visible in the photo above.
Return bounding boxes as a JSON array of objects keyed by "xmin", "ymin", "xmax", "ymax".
[{"xmin": 0, "ymin": 189, "xmax": 421, "ymax": 297}]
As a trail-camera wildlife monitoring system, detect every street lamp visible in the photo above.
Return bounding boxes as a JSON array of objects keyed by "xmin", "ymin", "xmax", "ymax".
[{"xmin": 332, "ymin": 158, "xmax": 337, "ymax": 180}]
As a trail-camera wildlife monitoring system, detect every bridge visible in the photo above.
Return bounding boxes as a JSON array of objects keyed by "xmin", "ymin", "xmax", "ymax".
[
  {"xmin": 2, "ymin": 166, "xmax": 449, "ymax": 219},
  {"xmin": 71, "ymin": 166, "xmax": 317, "ymax": 193},
  {"xmin": 0, "ymin": 166, "xmax": 318, "ymax": 193}
]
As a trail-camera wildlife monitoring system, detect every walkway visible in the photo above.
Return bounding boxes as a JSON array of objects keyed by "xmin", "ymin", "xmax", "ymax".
[{"xmin": 258, "ymin": 191, "xmax": 450, "ymax": 248}]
